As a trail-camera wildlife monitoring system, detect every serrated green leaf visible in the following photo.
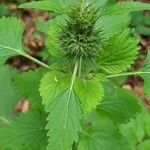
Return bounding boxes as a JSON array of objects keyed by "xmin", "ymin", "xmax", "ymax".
[
  {"xmin": 0, "ymin": 17, "xmax": 50, "ymax": 68},
  {"xmin": 19, "ymin": 0, "xmax": 75, "ymax": 14},
  {"xmin": 0, "ymin": 17, "xmax": 25, "ymax": 64},
  {"xmin": 98, "ymin": 82, "xmax": 141, "ymax": 123},
  {"xmin": 14, "ymin": 68, "xmax": 46, "ymax": 109},
  {"xmin": 0, "ymin": 111, "xmax": 47, "ymax": 150},
  {"xmin": 0, "ymin": 65, "xmax": 20, "ymax": 126},
  {"xmin": 120, "ymin": 113, "xmax": 145, "ymax": 150},
  {"xmin": 97, "ymin": 30, "xmax": 139, "ymax": 74},
  {"xmin": 74, "ymin": 77, "xmax": 104, "ymax": 112},
  {"xmin": 140, "ymin": 51, "xmax": 150, "ymax": 97},
  {"xmin": 106, "ymin": 1, "xmax": 150, "ymax": 15},
  {"xmin": 46, "ymin": 89, "xmax": 82, "ymax": 150},
  {"xmin": 96, "ymin": 1, "xmax": 150, "ymax": 38},
  {"xmin": 78, "ymin": 112, "xmax": 129, "ymax": 150},
  {"xmin": 96, "ymin": 14, "xmax": 130, "ymax": 38},
  {"xmin": 39, "ymin": 72, "xmax": 70, "ymax": 109}
]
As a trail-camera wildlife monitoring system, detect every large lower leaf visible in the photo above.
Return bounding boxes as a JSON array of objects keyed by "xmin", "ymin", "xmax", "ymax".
[
  {"xmin": 120, "ymin": 108, "xmax": 150, "ymax": 150},
  {"xmin": 14, "ymin": 69, "xmax": 46, "ymax": 109},
  {"xmin": 74, "ymin": 77, "xmax": 104, "ymax": 112},
  {"xmin": 98, "ymin": 82, "xmax": 141, "ymax": 123},
  {"xmin": 0, "ymin": 111, "xmax": 47, "ymax": 150},
  {"xmin": 97, "ymin": 30, "xmax": 139, "ymax": 74},
  {"xmin": 46, "ymin": 89, "xmax": 82, "ymax": 150},
  {"xmin": 0, "ymin": 65, "xmax": 20, "ymax": 126},
  {"xmin": 40, "ymin": 72, "xmax": 82, "ymax": 150},
  {"xmin": 78, "ymin": 112, "xmax": 129, "ymax": 150}
]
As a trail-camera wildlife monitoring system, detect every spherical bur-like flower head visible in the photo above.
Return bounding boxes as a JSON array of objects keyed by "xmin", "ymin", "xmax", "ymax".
[{"xmin": 58, "ymin": 2, "xmax": 102, "ymax": 59}]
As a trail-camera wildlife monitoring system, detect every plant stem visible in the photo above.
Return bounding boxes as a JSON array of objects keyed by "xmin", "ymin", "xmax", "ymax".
[
  {"xmin": 107, "ymin": 71, "xmax": 150, "ymax": 78},
  {"xmin": 78, "ymin": 56, "xmax": 82, "ymax": 77},
  {"xmin": 70, "ymin": 60, "xmax": 79, "ymax": 90},
  {"xmin": 64, "ymin": 60, "xmax": 78, "ymax": 128},
  {"xmin": 21, "ymin": 53, "xmax": 50, "ymax": 69}
]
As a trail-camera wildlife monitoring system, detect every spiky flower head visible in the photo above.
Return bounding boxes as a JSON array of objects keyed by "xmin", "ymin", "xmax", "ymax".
[{"xmin": 58, "ymin": 2, "xmax": 102, "ymax": 59}]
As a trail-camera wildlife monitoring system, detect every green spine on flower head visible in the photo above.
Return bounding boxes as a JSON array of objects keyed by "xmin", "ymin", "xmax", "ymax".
[{"xmin": 58, "ymin": 2, "xmax": 103, "ymax": 59}]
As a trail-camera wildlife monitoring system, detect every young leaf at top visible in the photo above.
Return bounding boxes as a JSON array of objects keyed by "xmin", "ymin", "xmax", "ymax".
[
  {"xmin": 74, "ymin": 77, "xmax": 104, "ymax": 113},
  {"xmin": 98, "ymin": 82, "xmax": 141, "ymax": 123},
  {"xmin": 0, "ymin": 65, "xmax": 20, "ymax": 126},
  {"xmin": 105, "ymin": 1, "xmax": 150, "ymax": 15},
  {"xmin": 0, "ymin": 111, "xmax": 47, "ymax": 150},
  {"xmin": 19, "ymin": 0, "xmax": 75, "ymax": 14},
  {"xmin": 139, "ymin": 51, "xmax": 150, "ymax": 98},
  {"xmin": 95, "ymin": 1, "xmax": 150, "ymax": 38},
  {"xmin": 78, "ymin": 112, "xmax": 129, "ymax": 150},
  {"xmin": 0, "ymin": 17, "xmax": 24, "ymax": 64},
  {"xmin": 97, "ymin": 30, "xmax": 139, "ymax": 74}
]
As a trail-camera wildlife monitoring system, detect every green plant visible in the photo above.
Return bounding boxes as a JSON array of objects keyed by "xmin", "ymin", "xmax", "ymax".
[
  {"xmin": 131, "ymin": 11, "xmax": 150, "ymax": 36},
  {"xmin": 1, "ymin": 0, "xmax": 150, "ymax": 150}
]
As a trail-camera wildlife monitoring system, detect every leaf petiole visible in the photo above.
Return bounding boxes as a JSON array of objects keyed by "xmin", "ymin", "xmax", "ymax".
[
  {"xmin": 21, "ymin": 52, "xmax": 50, "ymax": 69},
  {"xmin": 107, "ymin": 71, "xmax": 150, "ymax": 78},
  {"xmin": 0, "ymin": 45, "xmax": 50, "ymax": 69}
]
